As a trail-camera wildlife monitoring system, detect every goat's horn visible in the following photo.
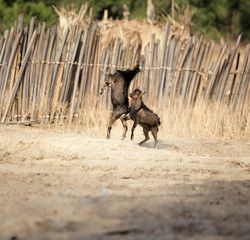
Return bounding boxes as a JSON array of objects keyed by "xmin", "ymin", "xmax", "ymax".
[{"xmin": 100, "ymin": 67, "xmax": 110, "ymax": 75}]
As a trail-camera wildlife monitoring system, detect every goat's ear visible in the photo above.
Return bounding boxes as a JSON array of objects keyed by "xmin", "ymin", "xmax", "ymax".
[
  {"xmin": 108, "ymin": 73, "xmax": 114, "ymax": 78},
  {"xmin": 108, "ymin": 73, "xmax": 115, "ymax": 80},
  {"xmin": 140, "ymin": 91, "xmax": 146, "ymax": 97}
]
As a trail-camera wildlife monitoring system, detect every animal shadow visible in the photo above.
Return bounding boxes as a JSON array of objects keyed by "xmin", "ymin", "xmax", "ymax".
[{"xmin": 140, "ymin": 140, "xmax": 176, "ymax": 150}]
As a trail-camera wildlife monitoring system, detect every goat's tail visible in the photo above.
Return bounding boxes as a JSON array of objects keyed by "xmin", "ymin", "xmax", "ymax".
[{"xmin": 157, "ymin": 115, "xmax": 161, "ymax": 126}]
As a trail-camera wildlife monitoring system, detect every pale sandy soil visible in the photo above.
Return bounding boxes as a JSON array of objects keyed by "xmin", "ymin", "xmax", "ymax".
[{"xmin": 0, "ymin": 124, "xmax": 249, "ymax": 240}]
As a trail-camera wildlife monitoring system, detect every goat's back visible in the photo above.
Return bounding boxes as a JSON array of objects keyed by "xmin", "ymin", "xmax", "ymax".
[
  {"xmin": 110, "ymin": 72, "xmax": 129, "ymax": 107},
  {"xmin": 138, "ymin": 108, "xmax": 160, "ymax": 128}
]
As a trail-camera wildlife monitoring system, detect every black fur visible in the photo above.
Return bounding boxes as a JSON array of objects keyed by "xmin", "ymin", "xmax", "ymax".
[{"xmin": 106, "ymin": 64, "xmax": 140, "ymax": 139}]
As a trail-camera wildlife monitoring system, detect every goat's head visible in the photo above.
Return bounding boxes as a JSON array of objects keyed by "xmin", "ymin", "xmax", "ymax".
[
  {"xmin": 129, "ymin": 63, "xmax": 140, "ymax": 73},
  {"xmin": 129, "ymin": 88, "xmax": 146, "ymax": 100}
]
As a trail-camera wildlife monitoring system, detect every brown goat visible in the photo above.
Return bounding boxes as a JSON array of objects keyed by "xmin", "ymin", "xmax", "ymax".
[
  {"xmin": 101, "ymin": 64, "xmax": 140, "ymax": 139},
  {"xmin": 129, "ymin": 88, "xmax": 160, "ymax": 148}
]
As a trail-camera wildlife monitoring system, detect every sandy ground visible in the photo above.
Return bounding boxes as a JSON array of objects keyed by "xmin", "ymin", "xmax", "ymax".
[{"xmin": 0, "ymin": 124, "xmax": 250, "ymax": 240}]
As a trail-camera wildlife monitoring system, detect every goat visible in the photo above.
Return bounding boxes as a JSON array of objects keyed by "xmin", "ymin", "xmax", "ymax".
[
  {"xmin": 100, "ymin": 64, "xmax": 140, "ymax": 139},
  {"xmin": 129, "ymin": 88, "xmax": 160, "ymax": 148}
]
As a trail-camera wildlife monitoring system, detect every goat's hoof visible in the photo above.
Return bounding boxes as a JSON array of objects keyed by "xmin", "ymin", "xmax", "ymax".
[{"xmin": 106, "ymin": 136, "xmax": 110, "ymax": 139}]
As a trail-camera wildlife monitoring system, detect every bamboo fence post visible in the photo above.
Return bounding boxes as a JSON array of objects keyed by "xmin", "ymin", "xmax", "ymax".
[
  {"xmin": 139, "ymin": 58, "xmax": 145, "ymax": 90},
  {"xmin": 18, "ymin": 25, "xmax": 29, "ymax": 120},
  {"xmin": 234, "ymin": 57, "xmax": 250, "ymax": 114},
  {"xmin": 0, "ymin": 28, "xmax": 14, "ymax": 99},
  {"xmin": 148, "ymin": 34, "xmax": 155, "ymax": 97},
  {"xmin": 28, "ymin": 24, "xmax": 41, "ymax": 105},
  {"xmin": 104, "ymin": 41, "xmax": 114, "ymax": 109},
  {"xmin": 9, "ymin": 52, "xmax": 20, "ymax": 121},
  {"xmin": 228, "ymin": 52, "xmax": 240, "ymax": 103},
  {"xmin": 232, "ymin": 44, "xmax": 249, "ymax": 110},
  {"xmin": 91, "ymin": 35, "xmax": 100, "ymax": 96},
  {"xmin": 204, "ymin": 44, "xmax": 227, "ymax": 100},
  {"xmin": 131, "ymin": 42, "xmax": 142, "ymax": 91},
  {"xmin": 158, "ymin": 23, "xmax": 170, "ymax": 102},
  {"xmin": 0, "ymin": 30, "xmax": 23, "ymax": 112},
  {"xmin": 83, "ymin": 23, "xmax": 98, "ymax": 97},
  {"xmin": 22, "ymin": 17, "xmax": 36, "ymax": 115},
  {"xmin": 158, "ymin": 37, "xmax": 170, "ymax": 103},
  {"xmin": 86, "ymin": 27, "xmax": 99, "ymax": 95},
  {"xmin": 68, "ymin": 29, "xmax": 87, "ymax": 122},
  {"xmin": 153, "ymin": 39, "xmax": 161, "ymax": 100},
  {"xmin": 163, "ymin": 35, "xmax": 176, "ymax": 102},
  {"xmin": 144, "ymin": 43, "xmax": 150, "ymax": 97},
  {"xmin": 74, "ymin": 25, "xmax": 93, "ymax": 114},
  {"xmin": 212, "ymin": 58, "xmax": 228, "ymax": 100},
  {"xmin": 160, "ymin": 22, "xmax": 170, "ymax": 75},
  {"xmin": 57, "ymin": 26, "xmax": 76, "ymax": 106},
  {"xmin": 22, "ymin": 38, "xmax": 39, "ymax": 120},
  {"xmin": 49, "ymin": 27, "xmax": 70, "ymax": 102},
  {"xmin": 31, "ymin": 28, "xmax": 50, "ymax": 121},
  {"xmin": 16, "ymin": 13, "xmax": 24, "ymax": 35},
  {"xmin": 30, "ymin": 22, "xmax": 47, "ymax": 120},
  {"xmin": 38, "ymin": 26, "xmax": 57, "ymax": 120},
  {"xmin": 188, "ymin": 42, "xmax": 206, "ymax": 105},
  {"xmin": 76, "ymin": 22, "xmax": 97, "ymax": 110},
  {"xmin": 196, "ymin": 41, "xmax": 215, "ymax": 100},
  {"xmin": 96, "ymin": 35, "xmax": 104, "ymax": 96},
  {"xmin": 216, "ymin": 33, "xmax": 242, "ymax": 103},
  {"xmin": 150, "ymin": 41, "xmax": 158, "ymax": 100},
  {"xmin": 171, "ymin": 41, "xmax": 192, "ymax": 101},
  {"xmin": 70, "ymin": 26, "xmax": 90, "ymax": 119},
  {"xmin": 61, "ymin": 29, "xmax": 82, "ymax": 104},
  {"xmin": 89, "ymin": 33, "xmax": 99, "ymax": 95},
  {"xmin": 38, "ymin": 27, "xmax": 55, "ymax": 120},
  {"xmin": 96, "ymin": 47, "xmax": 107, "ymax": 108},
  {"xmin": 237, "ymin": 63, "xmax": 250, "ymax": 114},
  {"xmin": 0, "ymin": 30, "xmax": 9, "ymax": 64},
  {"xmin": 100, "ymin": 48, "xmax": 110, "ymax": 109},
  {"xmin": 44, "ymin": 30, "xmax": 59, "ymax": 124},
  {"xmin": 1, "ymin": 29, "xmax": 38, "ymax": 122},
  {"xmin": 169, "ymin": 40, "xmax": 182, "ymax": 104},
  {"xmin": 111, "ymin": 38, "xmax": 120, "ymax": 75},
  {"xmin": 181, "ymin": 36, "xmax": 196, "ymax": 102}
]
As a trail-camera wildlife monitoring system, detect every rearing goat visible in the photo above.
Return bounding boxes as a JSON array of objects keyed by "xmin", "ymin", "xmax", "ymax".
[
  {"xmin": 129, "ymin": 88, "xmax": 160, "ymax": 148},
  {"xmin": 100, "ymin": 64, "xmax": 140, "ymax": 139}
]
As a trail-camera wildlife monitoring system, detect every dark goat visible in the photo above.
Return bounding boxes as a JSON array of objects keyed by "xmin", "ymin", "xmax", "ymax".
[
  {"xmin": 103, "ymin": 64, "xmax": 140, "ymax": 139},
  {"xmin": 129, "ymin": 88, "xmax": 160, "ymax": 148}
]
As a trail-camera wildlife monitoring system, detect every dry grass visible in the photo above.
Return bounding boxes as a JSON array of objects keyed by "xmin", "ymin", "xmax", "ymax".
[
  {"xmin": 162, "ymin": 4, "xmax": 195, "ymax": 43},
  {"xmin": 50, "ymin": 93, "xmax": 249, "ymax": 140},
  {"xmin": 158, "ymin": 99, "xmax": 249, "ymax": 139}
]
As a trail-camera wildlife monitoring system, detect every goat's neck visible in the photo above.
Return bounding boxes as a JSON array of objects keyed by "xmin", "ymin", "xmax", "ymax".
[{"xmin": 133, "ymin": 98, "xmax": 143, "ymax": 110}]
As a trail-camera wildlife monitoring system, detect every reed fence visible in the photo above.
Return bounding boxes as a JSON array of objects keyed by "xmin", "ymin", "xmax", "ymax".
[{"xmin": 0, "ymin": 14, "xmax": 249, "ymax": 126}]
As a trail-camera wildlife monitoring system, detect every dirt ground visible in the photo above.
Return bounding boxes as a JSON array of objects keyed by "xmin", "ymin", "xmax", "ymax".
[{"xmin": 0, "ymin": 124, "xmax": 249, "ymax": 240}]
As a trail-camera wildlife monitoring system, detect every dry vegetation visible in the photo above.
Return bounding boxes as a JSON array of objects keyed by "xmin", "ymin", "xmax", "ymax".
[
  {"xmin": 48, "ymin": 4, "xmax": 249, "ymax": 140},
  {"xmin": 63, "ymin": 95, "xmax": 248, "ymax": 140}
]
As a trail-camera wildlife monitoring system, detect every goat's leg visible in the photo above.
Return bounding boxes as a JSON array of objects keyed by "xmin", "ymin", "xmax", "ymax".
[
  {"xmin": 131, "ymin": 121, "xmax": 137, "ymax": 140},
  {"xmin": 120, "ymin": 114, "xmax": 130, "ymax": 140},
  {"xmin": 106, "ymin": 109, "xmax": 124, "ymax": 139},
  {"xmin": 151, "ymin": 127, "xmax": 158, "ymax": 148},
  {"xmin": 139, "ymin": 128, "xmax": 150, "ymax": 146},
  {"xmin": 106, "ymin": 112, "xmax": 117, "ymax": 139}
]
